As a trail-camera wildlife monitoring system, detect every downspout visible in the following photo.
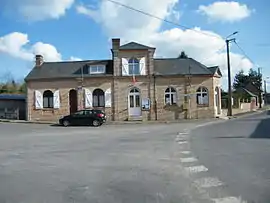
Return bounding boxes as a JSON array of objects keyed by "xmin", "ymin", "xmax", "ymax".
[{"xmin": 153, "ymin": 73, "xmax": 158, "ymax": 120}]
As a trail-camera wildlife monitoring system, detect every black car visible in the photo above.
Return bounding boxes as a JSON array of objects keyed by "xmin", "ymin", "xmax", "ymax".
[{"xmin": 59, "ymin": 109, "xmax": 106, "ymax": 127}]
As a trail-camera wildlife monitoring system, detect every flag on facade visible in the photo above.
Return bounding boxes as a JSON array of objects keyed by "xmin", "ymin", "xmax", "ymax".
[{"xmin": 132, "ymin": 74, "xmax": 137, "ymax": 84}]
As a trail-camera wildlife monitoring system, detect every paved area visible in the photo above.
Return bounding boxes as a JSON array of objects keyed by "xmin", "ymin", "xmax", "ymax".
[
  {"xmin": 0, "ymin": 121, "xmax": 218, "ymax": 203},
  {"xmin": 188, "ymin": 111, "xmax": 270, "ymax": 203}
]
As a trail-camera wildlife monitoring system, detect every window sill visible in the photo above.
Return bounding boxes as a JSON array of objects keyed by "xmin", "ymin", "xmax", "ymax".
[{"xmin": 197, "ymin": 104, "xmax": 209, "ymax": 108}]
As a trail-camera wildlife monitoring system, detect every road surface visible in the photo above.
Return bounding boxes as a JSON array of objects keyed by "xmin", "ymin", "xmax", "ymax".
[
  {"xmin": 190, "ymin": 111, "xmax": 270, "ymax": 203},
  {"xmin": 0, "ymin": 121, "xmax": 217, "ymax": 203}
]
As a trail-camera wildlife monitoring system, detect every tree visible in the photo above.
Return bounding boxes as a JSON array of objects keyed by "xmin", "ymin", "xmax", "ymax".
[
  {"xmin": 233, "ymin": 68, "xmax": 262, "ymax": 91},
  {"xmin": 178, "ymin": 51, "xmax": 188, "ymax": 59},
  {"xmin": 233, "ymin": 69, "xmax": 248, "ymax": 90}
]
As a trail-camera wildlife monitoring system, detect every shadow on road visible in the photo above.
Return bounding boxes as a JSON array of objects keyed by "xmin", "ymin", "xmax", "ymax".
[
  {"xmin": 216, "ymin": 136, "xmax": 246, "ymax": 139},
  {"xmin": 250, "ymin": 110, "xmax": 270, "ymax": 139}
]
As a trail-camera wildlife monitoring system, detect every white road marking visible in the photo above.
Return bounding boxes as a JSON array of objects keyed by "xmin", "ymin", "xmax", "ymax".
[
  {"xmin": 212, "ymin": 196, "xmax": 247, "ymax": 203},
  {"xmin": 194, "ymin": 177, "xmax": 223, "ymax": 188},
  {"xmin": 186, "ymin": 165, "xmax": 208, "ymax": 173},
  {"xmin": 177, "ymin": 141, "xmax": 188, "ymax": 144},
  {"xmin": 180, "ymin": 157, "xmax": 198, "ymax": 163},
  {"xmin": 180, "ymin": 151, "xmax": 191, "ymax": 155},
  {"xmin": 178, "ymin": 132, "xmax": 188, "ymax": 135}
]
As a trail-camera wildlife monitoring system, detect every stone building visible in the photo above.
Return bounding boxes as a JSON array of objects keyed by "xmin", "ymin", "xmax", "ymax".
[{"xmin": 25, "ymin": 38, "xmax": 222, "ymax": 122}]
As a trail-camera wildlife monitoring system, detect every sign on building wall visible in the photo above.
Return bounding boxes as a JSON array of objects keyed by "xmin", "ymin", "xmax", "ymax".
[{"xmin": 142, "ymin": 98, "xmax": 150, "ymax": 110}]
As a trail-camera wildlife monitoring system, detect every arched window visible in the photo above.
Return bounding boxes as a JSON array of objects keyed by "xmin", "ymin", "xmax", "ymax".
[
  {"xmin": 93, "ymin": 88, "xmax": 105, "ymax": 107},
  {"xmin": 43, "ymin": 90, "xmax": 54, "ymax": 108},
  {"xmin": 196, "ymin": 87, "xmax": 208, "ymax": 105},
  {"xmin": 165, "ymin": 87, "xmax": 177, "ymax": 105},
  {"xmin": 128, "ymin": 58, "xmax": 140, "ymax": 75}
]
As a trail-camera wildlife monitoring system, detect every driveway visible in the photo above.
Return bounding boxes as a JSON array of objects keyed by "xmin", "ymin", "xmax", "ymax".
[
  {"xmin": 0, "ymin": 121, "xmax": 216, "ymax": 203},
  {"xmin": 189, "ymin": 111, "xmax": 270, "ymax": 203}
]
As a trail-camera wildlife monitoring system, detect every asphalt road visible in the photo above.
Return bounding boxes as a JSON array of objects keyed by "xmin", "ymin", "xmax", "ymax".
[
  {"xmin": 190, "ymin": 111, "xmax": 270, "ymax": 203},
  {"xmin": 0, "ymin": 121, "xmax": 216, "ymax": 203}
]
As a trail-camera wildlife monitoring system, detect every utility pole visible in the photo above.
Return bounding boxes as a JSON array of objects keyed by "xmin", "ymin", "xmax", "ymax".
[
  {"xmin": 226, "ymin": 39, "xmax": 234, "ymax": 116},
  {"xmin": 258, "ymin": 67, "xmax": 262, "ymax": 108},
  {"xmin": 264, "ymin": 80, "xmax": 267, "ymax": 95},
  {"xmin": 226, "ymin": 31, "xmax": 238, "ymax": 117}
]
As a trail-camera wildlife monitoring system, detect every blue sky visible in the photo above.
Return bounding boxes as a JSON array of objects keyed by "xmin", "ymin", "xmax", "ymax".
[{"xmin": 0, "ymin": 0, "xmax": 269, "ymax": 88}]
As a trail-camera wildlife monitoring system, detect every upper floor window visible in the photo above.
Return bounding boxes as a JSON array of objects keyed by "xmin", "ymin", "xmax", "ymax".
[
  {"xmin": 128, "ymin": 58, "xmax": 140, "ymax": 75},
  {"xmin": 89, "ymin": 65, "xmax": 106, "ymax": 74},
  {"xmin": 196, "ymin": 86, "xmax": 209, "ymax": 105},
  {"xmin": 165, "ymin": 87, "xmax": 177, "ymax": 105}
]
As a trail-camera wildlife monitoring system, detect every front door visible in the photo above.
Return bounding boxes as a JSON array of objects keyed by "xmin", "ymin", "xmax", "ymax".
[
  {"xmin": 128, "ymin": 88, "xmax": 141, "ymax": 117},
  {"xmin": 69, "ymin": 89, "xmax": 78, "ymax": 114}
]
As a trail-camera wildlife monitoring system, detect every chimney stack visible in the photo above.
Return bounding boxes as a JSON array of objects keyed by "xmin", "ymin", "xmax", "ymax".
[
  {"xmin": 112, "ymin": 38, "xmax": 120, "ymax": 50},
  {"xmin": 35, "ymin": 55, "xmax": 43, "ymax": 67}
]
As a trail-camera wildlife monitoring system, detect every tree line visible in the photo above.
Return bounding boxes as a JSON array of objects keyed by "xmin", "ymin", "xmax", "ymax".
[{"xmin": 0, "ymin": 72, "xmax": 26, "ymax": 94}]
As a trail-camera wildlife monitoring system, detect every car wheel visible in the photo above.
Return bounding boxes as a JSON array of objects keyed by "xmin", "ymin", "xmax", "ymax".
[
  {"xmin": 63, "ymin": 120, "xmax": 70, "ymax": 127},
  {"xmin": 92, "ymin": 120, "xmax": 100, "ymax": 127}
]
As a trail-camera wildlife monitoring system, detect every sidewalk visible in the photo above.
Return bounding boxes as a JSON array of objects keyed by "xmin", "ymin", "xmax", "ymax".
[{"xmin": 0, "ymin": 108, "xmax": 268, "ymax": 125}]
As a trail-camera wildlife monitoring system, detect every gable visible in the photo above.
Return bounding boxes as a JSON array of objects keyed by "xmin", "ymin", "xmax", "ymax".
[
  {"xmin": 208, "ymin": 66, "xmax": 222, "ymax": 77},
  {"xmin": 119, "ymin": 42, "xmax": 154, "ymax": 50}
]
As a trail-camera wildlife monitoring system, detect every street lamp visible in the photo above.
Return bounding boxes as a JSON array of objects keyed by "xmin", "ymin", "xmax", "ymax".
[{"xmin": 226, "ymin": 31, "xmax": 238, "ymax": 116}]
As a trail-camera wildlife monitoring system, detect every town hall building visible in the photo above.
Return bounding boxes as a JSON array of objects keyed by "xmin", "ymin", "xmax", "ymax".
[{"xmin": 25, "ymin": 38, "xmax": 222, "ymax": 122}]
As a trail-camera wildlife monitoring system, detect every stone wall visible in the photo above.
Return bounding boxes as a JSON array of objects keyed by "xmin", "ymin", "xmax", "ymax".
[{"xmin": 27, "ymin": 78, "xmax": 113, "ymax": 122}]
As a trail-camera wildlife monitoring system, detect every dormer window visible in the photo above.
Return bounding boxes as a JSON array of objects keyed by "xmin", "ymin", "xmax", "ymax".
[{"xmin": 89, "ymin": 65, "xmax": 106, "ymax": 74}]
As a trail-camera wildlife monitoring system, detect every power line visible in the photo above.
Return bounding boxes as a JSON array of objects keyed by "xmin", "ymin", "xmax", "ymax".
[
  {"xmin": 234, "ymin": 41, "xmax": 257, "ymax": 66},
  {"xmin": 106, "ymin": 0, "xmax": 223, "ymax": 40}
]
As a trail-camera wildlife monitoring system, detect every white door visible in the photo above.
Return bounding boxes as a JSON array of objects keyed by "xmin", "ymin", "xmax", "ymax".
[
  {"xmin": 129, "ymin": 88, "xmax": 141, "ymax": 116},
  {"xmin": 215, "ymin": 87, "xmax": 221, "ymax": 115}
]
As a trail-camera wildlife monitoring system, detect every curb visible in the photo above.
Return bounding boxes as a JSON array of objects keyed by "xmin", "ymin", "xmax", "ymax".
[{"xmin": 0, "ymin": 118, "xmax": 222, "ymax": 126}]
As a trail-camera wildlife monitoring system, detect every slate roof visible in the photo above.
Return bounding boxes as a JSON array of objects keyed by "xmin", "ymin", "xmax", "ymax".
[
  {"xmin": 154, "ymin": 58, "xmax": 218, "ymax": 76},
  {"xmin": 25, "ymin": 57, "xmax": 221, "ymax": 81},
  {"xmin": 208, "ymin": 66, "xmax": 222, "ymax": 76},
  {"xmin": 25, "ymin": 60, "xmax": 113, "ymax": 81},
  {"xmin": 0, "ymin": 94, "xmax": 26, "ymax": 100},
  {"xmin": 234, "ymin": 87, "xmax": 257, "ymax": 97},
  {"xmin": 119, "ymin": 42, "xmax": 155, "ymax": 50}
]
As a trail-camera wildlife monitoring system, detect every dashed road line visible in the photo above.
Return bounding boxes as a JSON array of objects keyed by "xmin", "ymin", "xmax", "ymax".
[
  {"xmin": 176, "ymin": 127, "xmax": 248, "ymax": 203},
  {"xmin": 194, "ymin": 177, "xmax": 224, "ymax": 188},
  {"xmin": 177, "ymin": 140, "xmax": 188, "ymax": 144},
  {"xmin": 186, "ymin": 165, "xmax": 209, "ymax": 173},
  {"xmin": 212, "ymin": 196, "xmax": 247, "ymax": 203},
  {"xmin": 180, "ymin": 157, "xmax": 198, "ymax": 163},
  {"xmin": 180, "ymin": 150, "xmax": 191, "ymax": 155}
]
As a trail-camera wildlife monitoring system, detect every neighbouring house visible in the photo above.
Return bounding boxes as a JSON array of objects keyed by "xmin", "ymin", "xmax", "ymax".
[
  {"xmin": 0, "ymin": 94, "xmax": 26, "ymax": 120},
  {"xmin": 24, "ymin": 38, "xmax": 222, "ymax": 122},
  {"xmin": 234, "ymin": 81, "xmax": 263, "ymax": 106}
]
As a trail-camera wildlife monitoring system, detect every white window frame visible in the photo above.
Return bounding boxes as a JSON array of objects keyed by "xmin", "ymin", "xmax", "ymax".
[
  {"xmin": 165, "ymin": 87, "xmax": 177, "ymax": 105},
  {"xmin": 196, "ymin": 86, "xmax": 209, "ymax": 105},
  {"xmin": 89, "ymin": 65, "xmax": 106, "ymax": 74}
]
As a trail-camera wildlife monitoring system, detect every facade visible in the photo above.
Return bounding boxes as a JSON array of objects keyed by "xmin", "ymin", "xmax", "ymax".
[{"xmin": 25, "ymin": 39, "xmax": 222, "ymax": 122}]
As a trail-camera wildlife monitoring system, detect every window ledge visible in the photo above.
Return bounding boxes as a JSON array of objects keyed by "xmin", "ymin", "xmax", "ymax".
[{"xmin": 197, "ymin": 104, "xmax": 209, "ymax": 108}]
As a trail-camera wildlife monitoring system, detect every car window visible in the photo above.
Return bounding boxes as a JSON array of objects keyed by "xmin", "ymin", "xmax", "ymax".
[
  {"xmin": 73, "ymin": 111, "xmax": 84, "ymax": 115},
  {"xmin": 84, "ymin": 110, "xmax": 92, "ymax": 115}
]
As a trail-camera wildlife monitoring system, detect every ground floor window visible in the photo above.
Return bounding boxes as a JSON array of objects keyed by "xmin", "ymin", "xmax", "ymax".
[
  {"xmin": 43, "ymin": 90, "xmax": 53, "ymax": 108},
  {"xmin": 93, "ymin": 88, "xmax": 105, "ymax": 107}
]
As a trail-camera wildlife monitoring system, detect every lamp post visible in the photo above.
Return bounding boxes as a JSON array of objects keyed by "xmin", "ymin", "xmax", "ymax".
[{"xmin": 226, "ymin": 31, "xmax": 238, "ymax": 116}]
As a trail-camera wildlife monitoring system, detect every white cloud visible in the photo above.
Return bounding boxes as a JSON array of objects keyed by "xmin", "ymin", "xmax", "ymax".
[
  {"xmin": 77, "ymin": 0, "xmax": 253, "ymax": 88},
  {"xmin": 0, "ymin": 32, "xmax": 62, "ymax": 62},
  {"xmin": 70, "ymin": 56, "xmax": 83, "ymax": 61},
  {"xmin": 2, "ymin": 0, "xmax": 75, "ymax": 21},
  {"xmin": 197, "ymin": 1, "xmax": 253, "ymax": 23}
]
